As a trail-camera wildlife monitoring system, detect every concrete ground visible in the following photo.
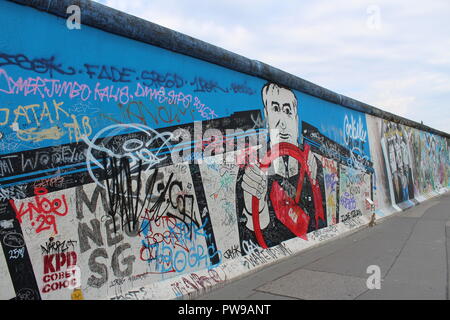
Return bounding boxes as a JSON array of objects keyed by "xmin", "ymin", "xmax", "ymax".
[{"xmin": 197, "ymin": 192, "xmax": 450, "ymax": 300}]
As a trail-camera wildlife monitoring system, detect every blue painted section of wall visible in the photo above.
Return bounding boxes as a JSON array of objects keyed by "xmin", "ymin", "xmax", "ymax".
[{"xmin": 0, "ymin": 0, "xmax": 448, "ymax": 301}]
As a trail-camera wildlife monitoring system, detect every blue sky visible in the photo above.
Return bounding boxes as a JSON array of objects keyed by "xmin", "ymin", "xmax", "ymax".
[{"xmin": 94, "ymin": 0, "xmax": 450, "ymax": 133}]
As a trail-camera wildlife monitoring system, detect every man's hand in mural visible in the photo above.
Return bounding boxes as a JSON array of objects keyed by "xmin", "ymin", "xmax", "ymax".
[
  {"xmin": 242, "ymin": 164, "xmax": 268, "ymax": 200},
  {"xmin": 242, "ymin": 148, "xmax": 318, "ymax": 198},
  {"xmin": 307, "ymin": 149, "xmax": 318, "ymax": 186}
]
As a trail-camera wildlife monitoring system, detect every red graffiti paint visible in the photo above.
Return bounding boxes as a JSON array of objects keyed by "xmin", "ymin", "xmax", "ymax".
[
  {"xmin": 9, "ymin": 187, "xmax": 69, "ymax": 235},
  {"xmin": 270, "ymin": 181, "xmax": 310, "ymax": 240},
  {"xmin": 43, "ymin": 251, "xmax": 77, "ymax": 274},
  {"xmin": 252, "ymin": 142, "xmax": 324, "ymax": 248},
  {"xmin": 41, "ymin": 251, "xmax": 79, "ymax": 293}
]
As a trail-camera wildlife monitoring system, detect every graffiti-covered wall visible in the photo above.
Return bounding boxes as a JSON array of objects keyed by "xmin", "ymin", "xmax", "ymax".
[{"xmin": 1, "ymin": 0, "xmax": 449, "ymax": 300}]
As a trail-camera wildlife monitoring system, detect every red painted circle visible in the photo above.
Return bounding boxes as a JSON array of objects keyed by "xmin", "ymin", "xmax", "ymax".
[{"xmin": 251, "ymin": 142, "xmax": 323, "ymax": 248}]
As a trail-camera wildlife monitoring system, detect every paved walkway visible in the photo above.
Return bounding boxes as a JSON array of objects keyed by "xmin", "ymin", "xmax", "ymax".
[{"xmin": 197, "ymin": 192, "xmax": 450, "ymax": 300}]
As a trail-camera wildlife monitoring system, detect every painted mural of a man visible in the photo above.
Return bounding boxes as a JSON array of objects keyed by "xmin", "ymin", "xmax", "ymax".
[{"xmin": 235, "ymin": 82, "xmax": 324, "ymax": 252}]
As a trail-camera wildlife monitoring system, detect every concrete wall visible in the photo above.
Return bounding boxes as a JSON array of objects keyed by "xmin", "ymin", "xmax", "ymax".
[{"xmin": 0, "ymin": 0, "xmax": 449, "ymax": 300}]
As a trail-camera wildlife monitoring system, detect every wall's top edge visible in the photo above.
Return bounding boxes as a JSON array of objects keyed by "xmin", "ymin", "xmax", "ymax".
[{"xmin": 9, "ymin": 0, "xmax": 450, "ymax": 138}]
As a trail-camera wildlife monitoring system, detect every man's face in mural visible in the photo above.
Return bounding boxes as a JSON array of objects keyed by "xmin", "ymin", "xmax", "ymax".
[{"xmin": 262, "ymin": 84, "xmax": 299, "ymax": 147}]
